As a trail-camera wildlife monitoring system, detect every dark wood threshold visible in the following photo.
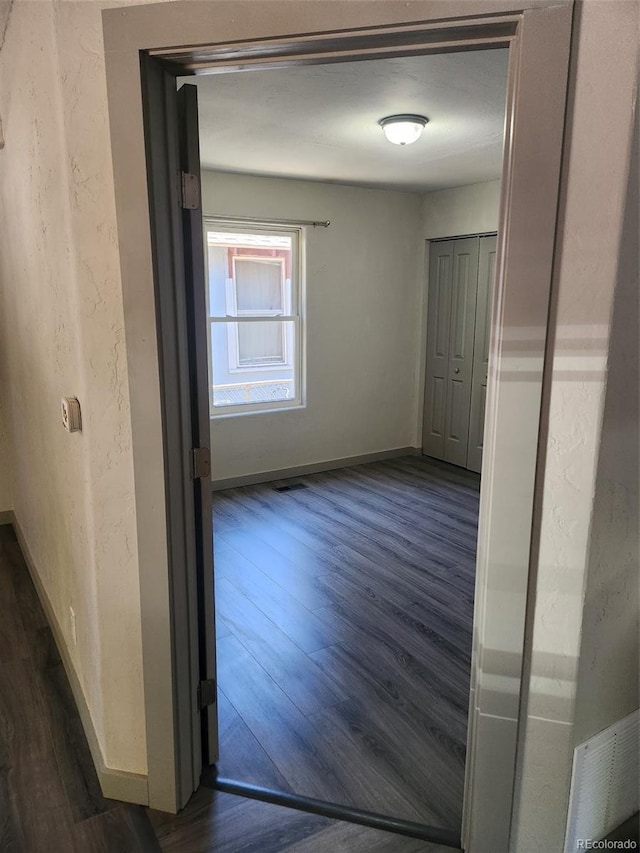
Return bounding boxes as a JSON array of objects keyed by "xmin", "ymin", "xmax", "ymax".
[{"xmin": 203, "ymin": 771, "xmax": 462, "ymax": 849}]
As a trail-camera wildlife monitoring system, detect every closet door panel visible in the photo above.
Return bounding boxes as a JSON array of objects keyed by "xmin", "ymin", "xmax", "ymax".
[
  {"xmin": 422, "ymin": 242, "xmax": 454, "ymax": 459},
  {"xmin": 444, "ymin": 238, "xmax": 479, "ymax": 467},
  {"xmin": 428, "ymin": 376, "xmax": 447, "ymax": 440},
  {"xmin": 448, "ymin": 377, "xmax": 468, "ymax": 442},
  {"xmin": 467, "ymin": 235, "xmax": 497, "ymax": 473}
]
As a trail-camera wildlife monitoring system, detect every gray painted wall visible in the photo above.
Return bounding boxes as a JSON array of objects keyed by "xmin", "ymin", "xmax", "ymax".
[
  {"xmin": 202, "ymin": 172, "xmax": 504, "ymax": 482},
  {"xmin": 202, "ymin": 170, "xmax": 424, "ymax": 481},
  {"xmin": 421, "ymin": 180, "xmax": 500, "ymax": 239}
]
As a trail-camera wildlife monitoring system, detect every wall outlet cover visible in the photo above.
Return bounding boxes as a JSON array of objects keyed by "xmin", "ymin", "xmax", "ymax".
[{"xmin": 61, "ymin": 397, "xmax": 82, "ymax": 432}]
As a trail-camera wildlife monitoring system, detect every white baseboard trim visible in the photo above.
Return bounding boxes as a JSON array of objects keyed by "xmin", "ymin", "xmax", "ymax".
[
  {"xmin": 0, "ymin": 510, "xmax": 13, "ymax": 525},
  {"xmin": 10, "ymin": 512, "xmax": 149, "ymax": 805},
  {"xmin": 212, "ymin": 447, "xmax": 421, "ymax": 491}
]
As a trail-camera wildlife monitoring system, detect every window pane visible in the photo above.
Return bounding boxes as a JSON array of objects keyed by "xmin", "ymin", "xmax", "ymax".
[
  {"xmin": 207, "ymin": 230, "xmax": 294, "ymax": 319},
  {"xmin": 235, "ymin": 258, "xmax": 283, "ymax": 313},
  {"xmin": 238, "ymin": 318, "xmax": 284, "ymax": 365},
  {"xmin": 210, "ymin": 320, "xmax": 297, "ymax": 409}
]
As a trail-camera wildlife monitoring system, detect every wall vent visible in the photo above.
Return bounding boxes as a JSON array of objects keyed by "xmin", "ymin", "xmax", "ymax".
[{"xmin": 564, "ymin": 709, "xmax": 639, "ymax": 852}]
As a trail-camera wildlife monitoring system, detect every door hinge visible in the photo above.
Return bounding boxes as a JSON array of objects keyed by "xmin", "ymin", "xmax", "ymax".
[
  {"xmin": 197, "ymin": 679, "xmax": 217, "ymax": 710},
  {"xmin": 179, "ymin": 171, "xmax": 200, "ymax": 209},
  {"xmin": 191, "ymin": 447, "xmax": 211, "ymax": 480}
]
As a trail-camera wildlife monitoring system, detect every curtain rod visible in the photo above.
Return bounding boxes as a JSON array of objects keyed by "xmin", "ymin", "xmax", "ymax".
[
  {"xmin": 429, "ymin": 230, "xmax": 497, "ymax": 242},
  {"xmin": 204, "ymin": 213, "xmax": 330, "ymax": 228}
]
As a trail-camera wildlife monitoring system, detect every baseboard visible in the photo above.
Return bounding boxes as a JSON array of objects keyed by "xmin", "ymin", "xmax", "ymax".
[
  {"xmin": 10, "ymin": 512, "xmax": 149, "ymax": 806},
  {"xmin": 212, "ymin": 447, "xmax": 421, "ymax": 491},
  {"xmin": 0, "ymin": 510, "xmax": 12, "ymax": 525}
]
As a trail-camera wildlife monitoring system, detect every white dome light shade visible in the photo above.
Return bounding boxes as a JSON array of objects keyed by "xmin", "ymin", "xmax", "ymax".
[{"xmin": 378, "ymin": 114, "xmax": 429, "ymax": 145}]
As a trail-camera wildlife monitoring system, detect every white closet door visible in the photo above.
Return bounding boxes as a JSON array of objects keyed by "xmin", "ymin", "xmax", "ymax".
[
  {"xmin": 443, "ymin": 238, "xmax": 480, "ymax": 467},
  {"xmin": 422, "ymin": 238, "xmax": 480, "ymax": 467},
  {"xmin": 422, "ymin": 241, "xmax": 454, "ymax": 459},
  {"xmin": 467, "ymin": 235, "xmax": 497, "ymax": 473}
]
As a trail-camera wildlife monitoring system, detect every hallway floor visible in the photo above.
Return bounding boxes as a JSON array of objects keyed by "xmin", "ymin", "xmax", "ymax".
[
  {"xmin": 0, "ymin": 518, "xmax": 462, "ymax": 852},
  {"xmin": 212, "ymin": 456, "xmax": 480, "ymax": 831},
  {"xmin": 1, "ymin": 468, "xmax": 637, "ymax": 851},
  {"xmin": 0, "ymin": 525, "xmax": 157, "ymax": 852}
]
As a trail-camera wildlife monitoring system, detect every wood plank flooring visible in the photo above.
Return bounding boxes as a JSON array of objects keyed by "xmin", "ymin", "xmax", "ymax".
[
  {"xmin": 148, "ymin": 787, "xmax": 457, "ymax": 853},
  {"xmin": 0, "ymin": 525, "xmax": 159, "ymax": 853},
  {"xmin": 0, "ymin": 454, "xmax": 479, "ymax": 851},
  {"xmin": 0, "ymin": 524, "xmax": 461, "ymax": 852},
  {"xmin": 211, "ymin": 455, "xmax": 480, "ymax": 833}
]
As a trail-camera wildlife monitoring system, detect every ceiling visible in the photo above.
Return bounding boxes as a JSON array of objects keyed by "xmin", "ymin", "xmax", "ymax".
[{"xmin": 182, "ymin": 49, "xmax": 509, "ymax": 194}]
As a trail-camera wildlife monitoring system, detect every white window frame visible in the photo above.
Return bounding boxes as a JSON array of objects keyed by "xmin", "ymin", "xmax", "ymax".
[{"xmin": 204, "ymin": 218, "xmax": 305, "ymax": 418}]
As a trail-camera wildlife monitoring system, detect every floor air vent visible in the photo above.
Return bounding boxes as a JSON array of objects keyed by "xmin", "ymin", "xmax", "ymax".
[
  {"xmin": 273, "ymin": 482, "xmax": 308, "ymax": 493},
  {"xmin": 564, "ymin": 709, "xmax": 639, "ymax": 852}
]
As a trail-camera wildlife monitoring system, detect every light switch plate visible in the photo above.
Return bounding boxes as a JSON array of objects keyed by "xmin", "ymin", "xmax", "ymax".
[{"xmin": 61, "ymin": 397, "xmax": 82, "ymax": 432}]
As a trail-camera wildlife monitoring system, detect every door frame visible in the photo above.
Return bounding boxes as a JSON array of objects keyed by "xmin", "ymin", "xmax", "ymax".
[
  {"xmin": 102, "ymin": 2, "xmax": 573, "ymax": 847},
  {"xmin": 137, "ymin": 64, "xmax": 219, "ymax": 805}
]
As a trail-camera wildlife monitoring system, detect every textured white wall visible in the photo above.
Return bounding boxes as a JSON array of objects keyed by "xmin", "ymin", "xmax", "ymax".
[
  {"xmin": 0, "ymin": 0, "xmax": 147, "ymax": 774},
  {"xmin": 421, "ymin": 180, "xmax": 501, "ymax": 239},
  {"xmin": 203, "ymin": 171, "xmax": 424, "ymax": 481},
  {"xmin": 573, "ymin": 128, "xmax": 639, "ymax": 748},
  {"xmin": 511, "ymin": 2, "xmax": 639, "ymax": 850}
]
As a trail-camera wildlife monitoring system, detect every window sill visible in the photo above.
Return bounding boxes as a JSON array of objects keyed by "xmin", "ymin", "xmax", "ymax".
[{"xmin": 210, "ymin": 403, "xmax": 306, "ymax": 421}]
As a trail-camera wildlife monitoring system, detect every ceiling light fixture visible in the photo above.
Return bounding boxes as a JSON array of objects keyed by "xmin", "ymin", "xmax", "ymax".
[{"xmin": 378, "ymin": 114, "xmax": 429, "ymax": 146}]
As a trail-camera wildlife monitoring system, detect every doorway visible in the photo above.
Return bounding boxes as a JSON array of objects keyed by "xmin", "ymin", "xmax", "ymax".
[
  {"xmin": 191, "ymin": 47, "xmax": 507, "ymax": 843},
  {"xmin": 103, "ymin": 3, "xmax": 573, "ymax": 848}
]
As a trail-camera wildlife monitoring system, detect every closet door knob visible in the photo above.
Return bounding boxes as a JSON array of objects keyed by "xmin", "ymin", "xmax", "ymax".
[{"xmin": 454, "ymin": 367, "xmax": 460, "ymax": 374}]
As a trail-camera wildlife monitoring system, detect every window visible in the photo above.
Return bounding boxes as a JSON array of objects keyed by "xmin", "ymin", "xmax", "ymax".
[{"xmin": 205, "ymin": 221, "xmax": 304, "ymax": 415}]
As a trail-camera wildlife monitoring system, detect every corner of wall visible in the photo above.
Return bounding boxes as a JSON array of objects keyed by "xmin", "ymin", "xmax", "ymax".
[
  {"xmin": 420, "ymin": 179, "xmax": 501, "ymax": 240},
  {"xmin": 11, "ymin": 514, "xmax": 149, "ymax": 805},
  {"xmin": 573, "ymin": 97, "xmax": 639, "ymax": 748}
]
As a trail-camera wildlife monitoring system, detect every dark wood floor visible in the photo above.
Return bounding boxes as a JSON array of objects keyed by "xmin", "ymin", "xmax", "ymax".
[
  {"xmin": 149, "ymin": 787, "xmax": 458, "ymax": 852},
  {"xmin": 0, "ymin": 454, "xmax": 478, "ymax": 852},
  {"xmin": 211, "ymin": 455, "xmax": 480, "ymax": 832},
  {"xmin": 0, "ymin": 502, "xmax": 464, "ymax": 853},
  {"xmin": 1, "ymin": 470, "xmax": 637, "ymax": 852},
  {"xmin": 0, "ymin": 525, "xmax": 158, "ymax": 852}
]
